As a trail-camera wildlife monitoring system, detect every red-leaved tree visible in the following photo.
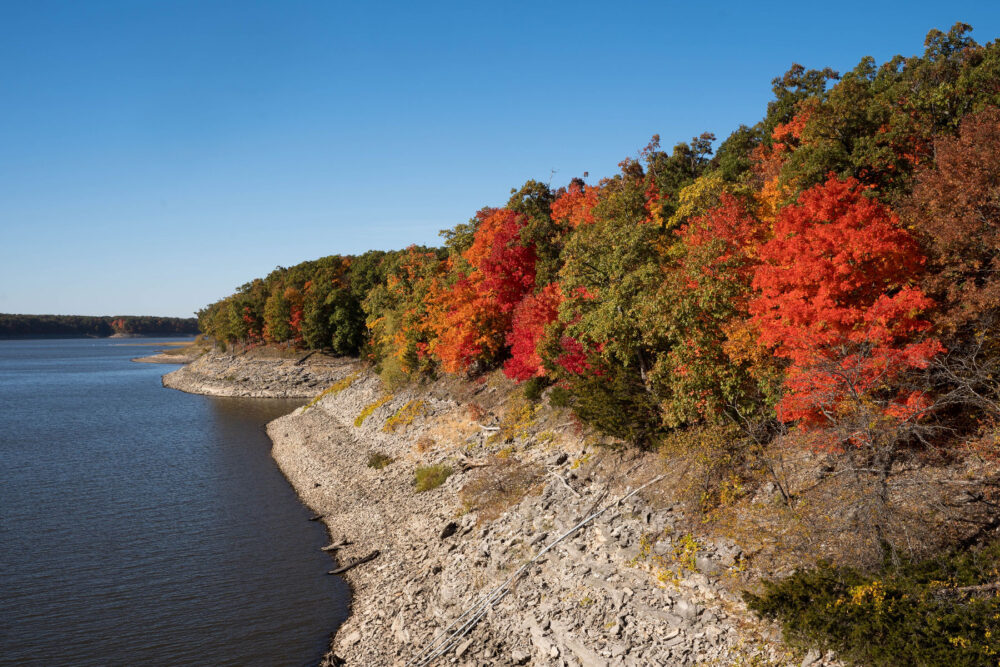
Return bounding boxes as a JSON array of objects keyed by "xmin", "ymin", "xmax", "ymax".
[
  {"xmin": 430, "ymin": 208, "xmax": 537, "ymax": 373},
  {"xmin": 750, "ymin": 175, "xmax": 942, "ymax": 427},
  {"xmin": 503, "ymin": 283, "xmax": 562, "ymax": 381}
]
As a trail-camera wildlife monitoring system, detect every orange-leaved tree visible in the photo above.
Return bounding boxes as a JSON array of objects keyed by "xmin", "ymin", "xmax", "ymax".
[
  {"xmin": 750, "ymin": 175, "xmax": 942, "ymax": 428},
  {"xmin": 550, "ymin": 179, "xmax": 599, "ymax": 228}
]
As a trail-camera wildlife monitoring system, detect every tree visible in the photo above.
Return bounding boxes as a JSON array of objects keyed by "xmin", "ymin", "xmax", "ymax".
[
  {"xmin": 503, "ymin": 283, "xmax": 562, "ymax": 381},
  {"xmin": 647, "ymin": 194, "xmax": 773, "ymax": 425},
  {"xmin": 364, "ymin": 246, "xmax": 445, "ymax": 382},
  {"xmin": 750, "ymin": 175, "xmax": 941, "ymax": 427},
  {"xmin": 761, "ymin": 64, "xmax": 838, "ymax": 138},
  {"xmin": 428, "ymin": 208, "xmax": 536, "ymax": 373},
  {"xmin": 550, "ymin": 179, "xmax": 599, "ymax": 228},
  {"xmin": 263, "ymin": 283, "xmax": 292, "ymax": 343},
  {"xmin": 902, "ymin": 107, "xmax": 1000, "ymax": 334}
]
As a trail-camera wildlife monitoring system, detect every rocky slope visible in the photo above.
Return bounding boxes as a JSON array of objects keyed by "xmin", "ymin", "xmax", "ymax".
[
  {"xmin": 157, "ymin": 351, "xmax": 839, "ymax": 666},
  {"xmin": 268, "ymin": 373, "xmax": 837, "ymax": 667}
]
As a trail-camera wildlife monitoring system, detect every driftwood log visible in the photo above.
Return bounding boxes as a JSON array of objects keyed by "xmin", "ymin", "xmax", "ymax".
[
  {"xmin": 321, "ymin": 539, "xmax": 352, "ymax": 552},
  {"xmin": 328, "ymin": 550, "xmax": 380, "ymax": 576},
  {"xmin": 294, "ymin": 350, "xmax": 317, "ymax": 365},
  {"xmin": 308, "ymin": 513, "xmax": 324, "ymax": 522}
]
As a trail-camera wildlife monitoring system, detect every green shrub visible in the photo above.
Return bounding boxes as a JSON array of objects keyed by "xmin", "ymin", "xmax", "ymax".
[
  {"xmin": 548, "ymin": 385, "xmax": 572, "ymax": 408},
  {"xmin": 367, "ymin": 452, "xmax": 393, "ymax": 469},
  {"xmin": 522, "ymin": 376, "xmax": 549, "ymax": 402},
  {"xmin": 743, "ymin": 541, "xmax": 1000, "ymax": 666},
  {"xmin": 567, "ymin": 367, "xmax": 662, "ymax": 447},
  {"xmin": 414, "ymin": 464, "xmax": 452, "ymax": 492}
]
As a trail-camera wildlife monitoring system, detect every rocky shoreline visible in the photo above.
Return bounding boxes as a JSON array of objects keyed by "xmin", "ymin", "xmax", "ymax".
[
  {"xmin": 161, "ymin": 349, "xmax": 358, "ymax": 398},
  {"xmin": 153, "ymin": 351, "xmax": 837, "ymax": 667},
  {"xmin": 132, "ymin": 349, "xmax": 205, "ymax": 364}
]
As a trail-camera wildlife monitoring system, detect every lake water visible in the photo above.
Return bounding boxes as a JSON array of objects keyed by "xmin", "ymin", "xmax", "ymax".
[{"xmin": 0, "ymin": 339, "xmax": 350, "ymax": 666}]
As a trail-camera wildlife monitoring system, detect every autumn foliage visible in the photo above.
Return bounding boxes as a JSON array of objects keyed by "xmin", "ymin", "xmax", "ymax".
[
  {"xmin": 503, "ymin": 283, "xmax": 562, "ymax": 381},
  {"xmin": 429, "ymin": 208, "xmax": 537, "ymax": 373},
  {"xmin": 751, "ymin": 176, "xmax": 941, "ymax": 424},
  {"xmin": 903, "ymin": 107, "xmax": 1000, "ymax": 333},
  {"xmin": 197, "ymin": 23, "xmax": 999, "ymax": 462},
  {"xmin": 550, "ymin": 180, "xmax": 599, "ymax": 228}
]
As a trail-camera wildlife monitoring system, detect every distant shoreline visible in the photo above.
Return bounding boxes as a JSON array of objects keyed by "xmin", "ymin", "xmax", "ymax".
[{"xmin": 0, "ymin": 333, "xmax": 197, "ymax": 340}]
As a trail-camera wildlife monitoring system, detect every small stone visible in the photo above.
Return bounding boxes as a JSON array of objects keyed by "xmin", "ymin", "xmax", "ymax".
[
  {"xmin": 455, "ymin": 638, "xmax": 473, "ymax": 658},
  {"xmin": 800, "ymin": 648, "xmax": 822, "ymax": 666},
  {"xmin": 549, "ymin": 645, "xmax": 560, "ymax": 658},
  {"xmin": 674, "ymin": 599, "xmax": 701, "ymax": 620},
  {"xmin": 695, "ymin": 555, "xmax": 720, "ymax": 575}
]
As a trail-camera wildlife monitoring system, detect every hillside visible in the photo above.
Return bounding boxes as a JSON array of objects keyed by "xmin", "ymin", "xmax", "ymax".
[{"xmin": 190, "ymin": 24, "xmax": 1000, "ymax": 666}]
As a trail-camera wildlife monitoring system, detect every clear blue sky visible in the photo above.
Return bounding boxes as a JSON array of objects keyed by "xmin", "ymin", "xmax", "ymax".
[{"xmin": 1, "ymin": 1, "xmax": 997, "ymax": 318}]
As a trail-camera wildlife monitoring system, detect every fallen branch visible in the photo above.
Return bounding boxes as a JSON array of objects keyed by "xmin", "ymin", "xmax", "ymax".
[
  {"xmin": 328, "ymin": 550, "xmax": 380, "ymax": 575},
  {"xmin": 295, "ymin": 350, "xmax": 318, "ymax": 365},
  {"xmin": 933, "ymin": 581, "xmax": 1000, "ymax": 598},
  {"xmin": 547, "ymin": 470, "xmax": 581, "ymax": 498},
  {"xmin": 321, "ymin": 539, "xmax": 353, "ymax": 552}
]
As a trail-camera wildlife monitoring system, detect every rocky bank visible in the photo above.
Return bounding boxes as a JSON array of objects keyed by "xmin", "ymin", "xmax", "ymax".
[
  {"xmin": 159, "ymin": 352, "xmax": 839, "ymax": 667},
  {"xmin": 162, "ymin": 349, "xmax": 358, "ymax": 398}
]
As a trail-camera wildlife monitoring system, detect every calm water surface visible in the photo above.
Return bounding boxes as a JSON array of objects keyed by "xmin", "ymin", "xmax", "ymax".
[{"xmin": 0, "ymin": 339, "xmax": 350, "ymax": 666}]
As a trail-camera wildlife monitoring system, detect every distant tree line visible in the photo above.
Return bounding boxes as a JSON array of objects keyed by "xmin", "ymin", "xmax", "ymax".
[{"xmin": 0, "ymin": 314, "xmax": 199, "ymax": 338}]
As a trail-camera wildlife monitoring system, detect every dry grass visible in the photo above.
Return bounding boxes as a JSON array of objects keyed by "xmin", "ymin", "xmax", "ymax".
[
  {"xmin": 414, "ymin": 435, "xmax": 435, "ymax": 454},
  {"xmin": 466, "ymin": 402, "xmax": 488, "ymax": 422},
  {"xmin": 459, "ymin": 456, "xmax": 544, "ymax": 522},
  {"xmin": 355, "ymin": 394, "xmax": 393, "ymax": 427},
  {"xmin": 384, "ymin": 400, "xmax": 427, "ymax": 432},
  {"xmin": 367, "ymin": 452, "xmax": 394, "ymax": 469},
  {"xmin": 303, "ymin": 371, "xmax": 361, "ymax": 410}
]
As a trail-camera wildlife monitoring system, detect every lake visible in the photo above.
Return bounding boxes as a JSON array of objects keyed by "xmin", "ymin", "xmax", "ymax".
[{"xmin": 0, "ymin": 338, "xmax": 350, "ymax": 666}]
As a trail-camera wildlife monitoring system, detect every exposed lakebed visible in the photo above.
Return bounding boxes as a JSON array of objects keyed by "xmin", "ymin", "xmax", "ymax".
[{"xmin": 0, "ymin": 339, "xmax": 349, "ymax": 667}]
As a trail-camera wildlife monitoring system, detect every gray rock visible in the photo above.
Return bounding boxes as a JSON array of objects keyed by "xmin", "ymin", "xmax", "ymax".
[
  {"xmin": 800, "ymin": 648, "xmax": 822, "ymax": 666},
  {"xmin": 455, "ymin": 638, "xmax": 473, "ymax": 658},
  {"xmin": 511, "ymin": 648, "xmax": 531, "ymax": 664},
  {"xmin": 694, "ymin": 555, "xmax": 719, "ymax": 575},
  {"xmin": 674, "ymin": 599, "xmax": 701, "ymax": 621}
]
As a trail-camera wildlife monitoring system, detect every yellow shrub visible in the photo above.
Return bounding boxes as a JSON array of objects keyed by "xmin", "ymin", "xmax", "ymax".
[
  {"xmin": 355, "ymin": 394, "xmax": 393, "ymax": 427},
  {"xmin": 303, "ymin": 371, "xmax": 361, "ymax": 411},
  {"xmin": 384, "ymin": 400, "xmax": 427, "ymax": 432}
]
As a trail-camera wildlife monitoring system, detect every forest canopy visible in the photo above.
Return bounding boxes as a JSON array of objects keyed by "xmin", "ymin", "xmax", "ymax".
[{"xmin": 198, "ymin": 22, "xmax": 1000, "ymax": 459}]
